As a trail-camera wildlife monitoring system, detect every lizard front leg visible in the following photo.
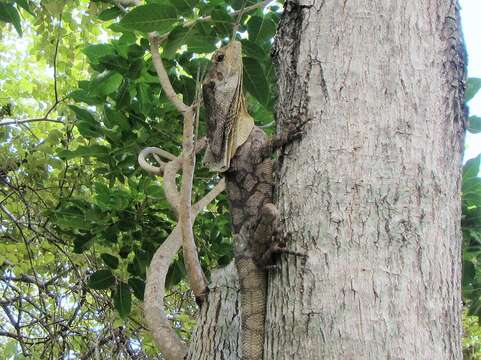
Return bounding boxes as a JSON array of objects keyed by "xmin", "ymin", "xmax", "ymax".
[
  {"xmin": 259, "ymin": 120, "xmax": 309, "ymax": 159},
  {"xmin": 254, "ymin": 203, "xmax": 307, "ymax": 268}
]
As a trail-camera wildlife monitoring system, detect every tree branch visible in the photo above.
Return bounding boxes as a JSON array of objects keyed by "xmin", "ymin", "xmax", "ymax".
[
  {"xmin": 143, "ymin": 180, "xmax": 225, "ymax": 360},
  {"xmin": 148, "ymin": 30, "xmax": 208, "ymax": 304},
  {"xmin": 148, "ymin": 33, "xmax": 191, "ymax": 114},
  {"xmin": 0, "ymin": 118, "xmax": 64, "ymax": 127}
]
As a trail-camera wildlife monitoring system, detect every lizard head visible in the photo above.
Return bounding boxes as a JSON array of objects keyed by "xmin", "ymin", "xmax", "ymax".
[{"xmin": 202, "ymin": 41, "xmax": 254, "ymax": 172}]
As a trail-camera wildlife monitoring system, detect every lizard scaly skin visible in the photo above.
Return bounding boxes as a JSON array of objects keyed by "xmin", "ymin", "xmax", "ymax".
[{"xmin": 203, "ymin": 41, "xmax": 297, "ymax": 360}]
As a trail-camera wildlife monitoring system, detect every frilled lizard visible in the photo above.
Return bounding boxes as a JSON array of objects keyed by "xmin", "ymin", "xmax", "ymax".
[{"xmin": 203, "ymin": 40, "xmax": 303, "ymax": 360}]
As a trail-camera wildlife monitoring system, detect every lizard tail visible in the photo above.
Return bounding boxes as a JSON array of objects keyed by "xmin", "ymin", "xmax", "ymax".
[{"xmin": 236, "ymin": 256, "xmax": 267, "ymax": 360}]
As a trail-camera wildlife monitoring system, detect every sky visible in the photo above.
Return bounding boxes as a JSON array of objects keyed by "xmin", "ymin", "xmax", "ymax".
[{"xmin": 460, "ymin": 0, "xmax": 481, "ymax": 161}]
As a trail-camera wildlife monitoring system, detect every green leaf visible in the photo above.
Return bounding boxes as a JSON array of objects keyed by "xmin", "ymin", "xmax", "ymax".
[
  {"xmin": 15, "ymin": 0, "xmax": 34, "ymax": 16},
  {"xmin": 0, "ymin": 3, "xmax": 22, "ymax": 36},
  {"xmin": 104, "ymin": 107, "xmax": 130, "ymax": 131},
  {"xmin": 164, "ymin": 25, "xmax": 217, "ymax": 59},
  {"xmin": 127, "ymin": 59, "xmax": 143, "ymax": 79},
  {"xmin": 463, "ymin": 260, "xmax": 476, "ymax": 287},
  {"xmin": 113, "ymin": 282, "xmax": 132, "ymax": 318},
  {"xmin": 68, "ymin": 105, "xmax": 103, "ymax": 138},
  {"xmin": 210, "ymin": 7, "xmax": 233, "ymax": 37},
  {"xmin": 128, "ymin": 277, "xmax": 145, "ymax": 300},
  {"xmin": 87, "ymin": 270, "xmax": 115, "ymax": 289},
  {"xmin": 57, "ymin": 145, "xmax": 110, "ymax": 160},
  {"xmin": 469, "ymin": 116, "xmax": 481, "ymax": 134},
  {"xmin": 178, "ymin": 55, "xmax": 210, "ymax": 78},
  {"xmin": 77, "ymin": 122, "xmax": 102, "ymax": 138},
  {"xmin": 166, "ymin": 260, "xmax": 185, "ymax": 288},
  {"xmin": 94, "ymin": 71, "xmax": 123, "ymax": 96},
  {"xmin": 94, "ymin": 182, "xmax": 131, "ymax": 210},
  {"xmin": 101, "ymin": 253, "xmax": 119, "ymax": 269},
  {"xmin": 127, "ymin": 44, "xmax": 145, "ymax": 59},
  {"xmin": 119, "ymin": 4, "xmax": 177, "ymax": 34},
  {"xmin": 467, "ymin": 78, "xmax": 481, "ymax": 103},
  {"xmin": 168, "ymin": 0, "xmax": 196, "ymax": 15},
  {"xmin": 50, "ymin": 204, "xmax": 92, "ymax": 230},
  {"xmin": 230, "ymin": 0, "xmax": 256, "ymax": 10},
  {"xmin": 68, "ymin": 105, "xmax": 96, "ymax": 123},
  {"xmin": 119, "ymin": 245, "xmax": 131, "ymax": 259},
  {"xmin": 243, "ymin": 57, "xmax": 269, "ymax": 107},
  {"xmin": 136, "ymin": 83, "xmax": 153, "ymax": 115},
  {"xmin": 163, "ymin": 25, "xmax": 199, "ymax": 59},
  {"xmin": 172, "ymin": 75, "xmax": 196, "ymax": 105},
  {"xmin": 145, "ymin": 183, "xmax": 165, "ymax": 199},
  {"xmin": 98, "ymin": 6, "xmax": 123, "ymax": 21},
  {"xmin": 241, "ymin": 39, "xmax": 267, "ymax": 61},
  {"xmin": 99, "ymin": 55, "xmax": 130, "ymax": 73},
  {"xmin": 464, "ymin": 155, "xmax": 481, "ymax": 180},
  {"xmin": 83, "ymin": 44, "xmax": 116, "ymax": 64},
  {"xmin": 247, "ymin": 15, "xmax": 276, "ymax": 43},
  {"xmin": 73, "ymin": 234, "xmax": 93, "ymax": 254},
  {"xmin": 68, "ymin": 89, "xmax": 103, "ymax": 105},
  {"xmin": 115, "ymin": 80, "xmax": 131, "ymax": 109},
  {"xmin": 248, "ymin": 94, "xmax": 273, "ymax": 125}
]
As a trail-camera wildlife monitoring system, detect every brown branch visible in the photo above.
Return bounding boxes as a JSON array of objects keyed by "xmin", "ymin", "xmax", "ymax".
[
  {"xmin": 80, "ymin": 334, "xmax": 114, "ymax": 360},
  {"xmin": 0, "ymin": 118, "xmax": 64, "ymax": 127},
  {"xmin": 137, "ymin": 147, "xmax": 176, "ymax": 175},
  {"xmin": 53, "ymin": 12, "xmax": 62, "ymax": 104},
  {"xmin": 179, "ymin": 114, "xmax": 208, "ymax": 306},
  {"xmin": 149, "ymin": 33, "xmax": 190, "ymax": 114},
  {"xmin": 143, "ymin": 180, "xmax": 225, "ymax": 360},
  {"xmin": 148, "ymin": 33, "xmax": 208, "ymax": 302}
]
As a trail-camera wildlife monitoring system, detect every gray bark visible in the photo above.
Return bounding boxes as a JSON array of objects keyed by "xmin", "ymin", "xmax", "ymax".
[
  {"xmin": 187, "ymin": 263, "xmax": 241, "ymax": 360},
  {"xmin": 267, "ymin": 0, "xmax": 466, "ymax": 359},
  {"xmin": 186, "ymin": 0, "xmax": 466, "ymax": 359}
]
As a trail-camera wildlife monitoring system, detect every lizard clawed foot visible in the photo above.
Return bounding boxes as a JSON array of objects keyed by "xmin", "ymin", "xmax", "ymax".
[
  {"xmin": 285, "ymin": 118, "xmax": 312, "ymax": 144},
  {"xmin": 271, "ymin": 241, "xmax": 306, "ymax": 258},
  {"xmin": 264, "ymin": 264, "xmax": 281, "ymax": 272},
  {"xmin": 258, "ymin": 240, "xmax": 307, "ymax": 269},
  {"xmin": 194, "ymin": 287, "xmax": 210, "ymax": 306}
]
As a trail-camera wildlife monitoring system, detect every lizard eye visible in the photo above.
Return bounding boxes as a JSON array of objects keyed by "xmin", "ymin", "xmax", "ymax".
[{"xmin": 216, "ymin": 53, "xmax": 225, "ymax": 62}]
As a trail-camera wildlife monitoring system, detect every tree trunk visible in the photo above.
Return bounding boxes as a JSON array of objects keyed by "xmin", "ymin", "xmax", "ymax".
[
  {"xmin": 267, "ymin": 0, "xmax": 466, "ymax": 359},
  {"xmin": 187, "ymin": 0, "xmax": 466, "ymax": 359},
  {"xmin": 187, "ymin": 263, "xmax": 241, "ymax": 359}
]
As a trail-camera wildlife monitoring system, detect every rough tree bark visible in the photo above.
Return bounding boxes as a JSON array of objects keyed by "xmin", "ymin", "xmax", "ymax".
[
  {"xmin": 267, "ymin": 0, "xmax": 466, "ymax": 358},
  {"xmin": 187, "ymin": 0, "xmax": 466, "ymax": 358}
]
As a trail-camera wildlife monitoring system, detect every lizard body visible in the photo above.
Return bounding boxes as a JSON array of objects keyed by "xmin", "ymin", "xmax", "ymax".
[{"xmin": 203, "ymin": 41, "xmax": 297, "ymax": 360}]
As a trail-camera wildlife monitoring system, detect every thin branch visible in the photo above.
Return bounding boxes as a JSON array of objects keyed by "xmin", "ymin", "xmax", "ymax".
[
  {"xmin": 149, "ymin": 33, "xmax": 191, "ymax": 114},
  {"xmin": 80, "ymin": 335, "xmax": 114, "ymax": 360},
  {"xmin": 0, "ymin": 118, "xmax": 64, "ymax": 127},
  {"xmin": 53, "ymin": 12, "xmax": 62, "ymax": 104},
  {"xmin": 137, "ymin": 147, "xmax": 176, "ymax": 175},
  {"xmin": 143, "ymin": 179, "xmax": 225, "ymax": 360},
  {"xmin": 179, "ymin": 107, "xmax": 208, "ymax": 305},
  {"xmin": 165, "ymin": 160, "xmax": 182, "ymax": 216},
  {"xmin": 148, "ymin": 30, "xmax": 208, "ymax": 304}
]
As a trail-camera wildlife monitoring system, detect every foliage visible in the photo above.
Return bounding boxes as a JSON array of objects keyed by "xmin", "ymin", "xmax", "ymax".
[
  {"xmin": 464, "ymin": 311, "xmax": 481, "ymax": 359},
  {"xmin": 463, "ymin": 78, "xmax": 481, "ymax": 328}
]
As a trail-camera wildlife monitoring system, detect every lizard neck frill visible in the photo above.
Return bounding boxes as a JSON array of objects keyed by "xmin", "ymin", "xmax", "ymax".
[{"xmin": 203, "ymin": 81, "xmax": 254, "ymax": 172}]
